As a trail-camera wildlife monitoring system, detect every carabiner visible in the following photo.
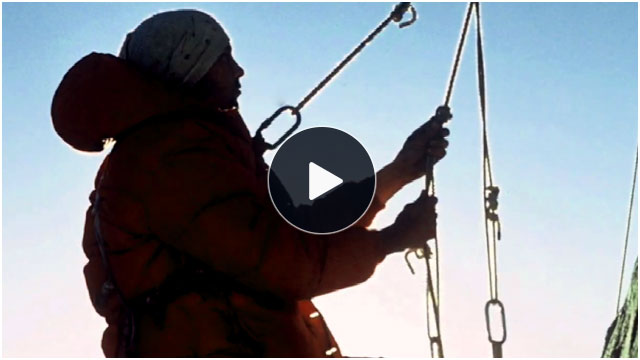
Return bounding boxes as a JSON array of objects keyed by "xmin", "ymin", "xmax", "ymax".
[
  {"xmin": 254, "ymin": 105, "xmax": 302, "ymax": 151},
  {"xmin": 484, "ymin": 299, "xmax": 507, "ymax": 344}
]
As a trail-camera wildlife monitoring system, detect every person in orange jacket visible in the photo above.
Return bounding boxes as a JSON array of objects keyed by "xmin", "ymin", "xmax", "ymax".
[{"xmin": 52, "ymin": 9, "xmax": 450, "ymax": 357}]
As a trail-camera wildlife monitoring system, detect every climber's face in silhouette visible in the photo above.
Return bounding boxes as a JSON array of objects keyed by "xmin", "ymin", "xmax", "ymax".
[{"xmin": 193, "ymin": 46, "xmax": 245, "ymax": 110}]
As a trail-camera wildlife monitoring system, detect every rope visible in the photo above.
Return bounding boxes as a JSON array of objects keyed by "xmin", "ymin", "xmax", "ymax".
[
  {"xmin": 296, "ymin": 2, "xmax": 415, "ymax": 112},
  {"xmin": 444, "ymin": 3, "xmax": 475, "ymax": 107},
  {"xmin": 615, "ymin": 149, "xmax": 638, "ymax": 313},
  {"xmin": 254, "ymin": 2, "xmax": 417, "ymax": 151},
  {"xmin": 474, "ymin": 3, "xmax": 507, "ymax": 357},
  {"xmin": 421, "ymin": 107, "xmax": 451, "ymax": 358},
  {"xmin": 423, "ymin": 3, "xmax": 475, "ymax": 356},
  {"xmin": 404, "ymin": 3, "xmax": 475, "ymax": 357}
]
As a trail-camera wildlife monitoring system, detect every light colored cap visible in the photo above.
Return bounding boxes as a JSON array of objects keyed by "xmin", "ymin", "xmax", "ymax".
[{"xmin": 119, "ymin": 9, "xmax": 230, "ymax": 86}]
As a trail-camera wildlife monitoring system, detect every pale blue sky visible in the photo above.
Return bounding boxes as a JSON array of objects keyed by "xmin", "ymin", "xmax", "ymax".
[{"xmin": 3, "ymin": 2, "xmax": 638, "ymax": 357}]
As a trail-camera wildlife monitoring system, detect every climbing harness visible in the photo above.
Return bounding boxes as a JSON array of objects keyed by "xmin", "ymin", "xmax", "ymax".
[
  {"xmin": 615, "ymin": 149, "xmax": 638, "ymax": 313},
  {"xmin": 253, "ymin": 2, "xmax": 417, "ymax": 153}
]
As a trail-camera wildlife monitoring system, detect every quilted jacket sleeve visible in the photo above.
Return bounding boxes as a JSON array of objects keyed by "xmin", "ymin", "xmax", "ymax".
[{"xmin": 143, "ymin": 117, "xmax": 389, "ymax": 301}]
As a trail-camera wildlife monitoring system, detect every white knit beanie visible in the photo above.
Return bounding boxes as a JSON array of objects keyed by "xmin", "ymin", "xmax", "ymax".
[{"xmin": 119, "ymin": 9, "xmax": 230, "ymax": 86}]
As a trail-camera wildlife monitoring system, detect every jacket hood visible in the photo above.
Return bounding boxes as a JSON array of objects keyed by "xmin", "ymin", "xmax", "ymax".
[{"xmin": 52, "ymin": 52, "xmax": 204, "ymax": 152}]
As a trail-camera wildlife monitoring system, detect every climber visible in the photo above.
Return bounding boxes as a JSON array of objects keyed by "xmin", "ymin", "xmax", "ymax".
[{"xmin": 51, "ymin": 9, "xmax": 450, "ymax": 357}]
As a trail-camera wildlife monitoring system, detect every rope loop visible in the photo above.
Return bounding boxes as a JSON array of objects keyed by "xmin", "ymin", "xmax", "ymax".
[
  {"xmin": 254, "ymin": 105, "xmax": 301, "ymax": 151},
  {"xmin": 429, "ymin": 337, "xmax": 444, "ymax": 358}
]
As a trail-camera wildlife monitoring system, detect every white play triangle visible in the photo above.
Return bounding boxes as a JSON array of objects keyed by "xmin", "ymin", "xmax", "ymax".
[{"xmin": 309, "ymin": 162, "xmax": 343, "ymax": 201}]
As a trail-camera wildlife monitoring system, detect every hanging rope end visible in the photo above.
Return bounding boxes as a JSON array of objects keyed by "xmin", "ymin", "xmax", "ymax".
[{"xmin": 404, "ymin": 250, "xmax": 417, "ymax": 275}]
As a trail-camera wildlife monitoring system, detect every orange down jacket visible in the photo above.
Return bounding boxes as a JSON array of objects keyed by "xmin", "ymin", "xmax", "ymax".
[{"xmin": 52, "ymin": 53, "xmax": 390, "ymax": 357}]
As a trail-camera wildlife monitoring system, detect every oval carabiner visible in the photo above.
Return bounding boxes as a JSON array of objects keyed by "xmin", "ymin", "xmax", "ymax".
[
  {"xmin": 254, "ymin": 105, "xmax": 302, "ymax": 151},
  {"xmin": 484, "ymin": 299, "xmax": 507, "ymax": 344}
]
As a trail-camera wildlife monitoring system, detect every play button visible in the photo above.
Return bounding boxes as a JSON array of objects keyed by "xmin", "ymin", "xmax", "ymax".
[
  {"xmin": 268, "ymin": 127, "xmax": 376, "ymax": 235},
  {"xmin": 309, "ymin": 162, "xmax": 342, "ymax": 201}
]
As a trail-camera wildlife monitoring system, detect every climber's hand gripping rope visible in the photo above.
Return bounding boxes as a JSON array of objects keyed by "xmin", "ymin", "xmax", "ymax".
[{"xmin": 394, "ymin": 106, "xmax": 451, "ymax": 185}]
